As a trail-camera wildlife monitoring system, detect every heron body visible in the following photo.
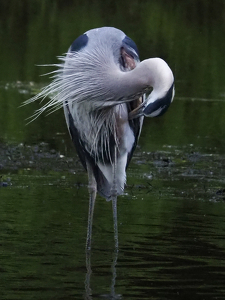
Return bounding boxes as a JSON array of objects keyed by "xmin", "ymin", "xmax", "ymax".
[
  {"xmin": 63, "ymin": 28, "xmax": 144, "ymax": 200},
  {"xmin": 24, "ymin": 27, "xmax": 174, "ymax": 248}
]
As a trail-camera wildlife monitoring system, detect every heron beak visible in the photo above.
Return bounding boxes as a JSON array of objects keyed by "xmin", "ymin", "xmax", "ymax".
[{"xmin": 128, "ymin": 102, "xmax": 145, "ymax": 120}]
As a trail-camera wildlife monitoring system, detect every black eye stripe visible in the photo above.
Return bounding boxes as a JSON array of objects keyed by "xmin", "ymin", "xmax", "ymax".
[
  {"xmin": 122, "ymin": 35, "xmax": 139, "ymax": 59},
  {"xmin": 144, "ymin": 83, "xmax": 174, "ymax": 117},
  {"xmin": 70, "ymin": 34, "xmax": 88, "ymax": 52}
]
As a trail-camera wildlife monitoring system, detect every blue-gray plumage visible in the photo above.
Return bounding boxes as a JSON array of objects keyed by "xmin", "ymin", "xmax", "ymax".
[
  {"xmin": 63, "ymin": 28, "xmax": 144, "ymax": 201},
  {"xmin": 24, "ymin": 27, "xmax": 174, "ymax": 249}
]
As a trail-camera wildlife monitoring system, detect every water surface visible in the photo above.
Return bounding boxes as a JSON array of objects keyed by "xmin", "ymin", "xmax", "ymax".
[{"xmin": 1, "ymin": 1, "xmax": 225, "ymax": 299}]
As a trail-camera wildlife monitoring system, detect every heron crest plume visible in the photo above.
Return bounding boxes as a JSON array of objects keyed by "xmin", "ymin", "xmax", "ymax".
[{"xmin": 23, "ymin": 44, "xmax": 173, "ymax": 121}]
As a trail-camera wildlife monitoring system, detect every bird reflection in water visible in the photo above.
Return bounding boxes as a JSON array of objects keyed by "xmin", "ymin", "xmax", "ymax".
[{"xmin": 84, "ymin": 248, "xmax": 121, "ymax": 300}]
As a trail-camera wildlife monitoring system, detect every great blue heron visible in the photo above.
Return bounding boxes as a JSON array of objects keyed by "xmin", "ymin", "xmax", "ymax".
[{"xmin": 24, "ymin": 27, "xmax": 174, "ymax": 249}]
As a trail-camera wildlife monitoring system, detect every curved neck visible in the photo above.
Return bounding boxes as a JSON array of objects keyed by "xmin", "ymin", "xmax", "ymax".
[{"xmin": 109, "ymin": 58, "xmax": 174, "ymax": 101}]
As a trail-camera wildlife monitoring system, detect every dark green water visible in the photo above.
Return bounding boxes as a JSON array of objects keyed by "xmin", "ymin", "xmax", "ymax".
[{"xmin": 1, "ymin": 1, "xmax": 225, "ymax": 299}]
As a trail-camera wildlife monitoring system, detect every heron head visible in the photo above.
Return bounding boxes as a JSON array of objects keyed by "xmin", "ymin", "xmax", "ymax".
[
  {"xmin": 140, "ymin": 58, "xmax": 175, "ymax": 118},
  {"xmin": 143, "ymin": 82, "xmax": 175, "ymax": 117},
  {"xmin": 69, "ymin": 27, "xmax": 140, "ymax": 71}
]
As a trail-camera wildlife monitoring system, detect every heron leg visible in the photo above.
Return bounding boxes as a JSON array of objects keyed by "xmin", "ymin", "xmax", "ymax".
[
  {"xmin": 86, "ymin": 161, "xmax": 97, "ymax": 251},
  {"xmin": 111, "ymin": 146, "xmax": 119, "ymax": 250},
  {"xmin": 112, "ymin": 195, "xmax": 118, "ymax": 249}
]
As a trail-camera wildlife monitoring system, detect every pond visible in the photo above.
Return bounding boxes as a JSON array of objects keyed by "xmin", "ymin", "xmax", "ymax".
[{"xmin": 1, "ymin": 1, "xmax": 225, "ymax": 299}]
